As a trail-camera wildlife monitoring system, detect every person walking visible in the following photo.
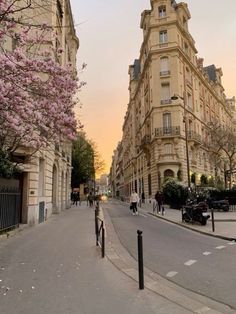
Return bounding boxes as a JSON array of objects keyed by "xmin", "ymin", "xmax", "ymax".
[
  {"xmin": 73, "ymin": 191, "xmax": 80, "ymax": 206},
  {"xmin": 130, "ymin": 190, "xmax": 139, "ymax": 215},
  {"xmin": 155, "ymin": 191, "xmax": 164, "ymax": 215},
  {"xmin": 87, "ymin": 192, "xmax": 94, "ymax": 207}
]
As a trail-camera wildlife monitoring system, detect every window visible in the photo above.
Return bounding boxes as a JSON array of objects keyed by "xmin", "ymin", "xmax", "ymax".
[
  {"xmin": 158, "ymin": 6, "xmax": 166, "ymax": 18},
  {"xmin": 161, "ymin": 83, "xmax": 170, "ymax": 103},
  {"xmin": 160, "ymin": 57, "xmax": 169, "ymax": 75},
  {"xmin": 183, "ymin": 17, "xmax": 188, "ymax": 30},
  {"xmin": 38, "ymin": 159, "xmax": 45, "ymax": 197},
  {"xmin": 187, "ymin": 93, "xmax": 193, "ymax": 110},
  {"xmin": 148, "ymin": 174, "xmax": 152, "ymax": 196},
  {"xmin": 159, "ymin": 30, "xmax": 168, "ymax": 44},
  {"xmin": 164, "ymin": 143, "xmax": 173, "ymax": 154},
  {"xmin": 163, "ymin": 113, "xmax": 172, "ymax": 134}
]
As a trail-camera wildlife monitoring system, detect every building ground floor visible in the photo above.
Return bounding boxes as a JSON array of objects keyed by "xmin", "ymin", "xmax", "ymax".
[{"xmin": 111, "ymin": 138, "xmax": 229, "ymax": 200}]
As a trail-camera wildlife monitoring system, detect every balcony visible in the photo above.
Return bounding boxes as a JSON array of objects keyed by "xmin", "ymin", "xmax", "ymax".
[
  {"xmin": 187, "ymin": 130, "xmax": 202, "ymax": 144},
  {"xmin": 141, "ymin": 135, "xmax": 151, "ymax": 147},
  {"xmin": 161, "ymin": 99, "xmax": 172, "ymax": 105},
  {"xmin": 155, "ymin": 126, "xmax": 180, "ymax": 137},
  {"xmin": 160, "ymin": 70, "xmax": 170, "ymax": 77}
]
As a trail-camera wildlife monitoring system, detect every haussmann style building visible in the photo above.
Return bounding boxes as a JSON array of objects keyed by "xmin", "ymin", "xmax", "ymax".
[
  {"xmin": 110, "ymin": 0, "xmax": 235, "ymax": 200},
  {"xmin": 1, "ymin": 0, "xmax": 79, "ymax": 227}
]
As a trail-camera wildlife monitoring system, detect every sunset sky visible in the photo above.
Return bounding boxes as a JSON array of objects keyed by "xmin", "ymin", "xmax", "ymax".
[{"xmin": 70, "ymin": 0, "xmax": 236, "ymax": 174}]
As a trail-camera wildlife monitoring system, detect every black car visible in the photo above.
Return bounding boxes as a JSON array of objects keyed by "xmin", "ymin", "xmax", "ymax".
[{"xmin": 211, "ymin": 200, "xmax": 230, "ymax": 212}]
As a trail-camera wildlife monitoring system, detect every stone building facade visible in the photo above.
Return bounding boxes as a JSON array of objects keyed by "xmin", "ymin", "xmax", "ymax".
[
  {"xmin": 10, "ymin": 0, "xmax": 79, "ymax": 225},
  {"xmin": 110, "ymin": 0, "xmax": 235, "ymax": 200}
]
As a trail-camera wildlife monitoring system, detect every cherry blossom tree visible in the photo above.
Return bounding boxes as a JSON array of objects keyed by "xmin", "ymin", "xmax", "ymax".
[{"xmin": 0, "ymin": 0, "xmax": 83, "ymax": 175}]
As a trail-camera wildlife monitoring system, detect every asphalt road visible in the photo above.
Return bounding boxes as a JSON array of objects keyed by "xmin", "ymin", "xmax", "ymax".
[{"xmin": 103, "ymin": 200, "xmax": 236, "ymax": 310}]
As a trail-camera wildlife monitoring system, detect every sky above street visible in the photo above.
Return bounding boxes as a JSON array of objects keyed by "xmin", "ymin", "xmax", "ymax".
[{"xmin": 70, "ymin": 0, "xmax": 236, "ymax": 173}]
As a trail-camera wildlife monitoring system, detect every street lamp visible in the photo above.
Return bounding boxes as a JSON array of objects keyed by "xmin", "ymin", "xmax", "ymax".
[{"xmin": 171, "ymin": 92, "xmax": 191, "ymax": 189}]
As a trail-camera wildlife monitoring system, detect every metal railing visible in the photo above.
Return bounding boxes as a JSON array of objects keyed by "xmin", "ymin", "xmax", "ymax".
[
  {"xmin": 0, "ymin": 187, "xmax": 21, "ymax": 232},
  {"xmin": 95, "ymin": 208, "xmax": 105, "ymax": 258},
  {"xmin": 155, "ymin": 126, "xmax": 180, "ymax": 137}
]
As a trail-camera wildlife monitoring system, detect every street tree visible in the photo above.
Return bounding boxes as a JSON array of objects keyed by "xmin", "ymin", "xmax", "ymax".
[
  {"xmin": 71, "ymin": 133, "xmax": 95, "ymax": 188},
  {"xmin": 208, "ymin": 122, "xmax": 236, "ymax": 188},
  {"xmin": 0, "ymin": 0, "xmax": 83, "ymax": 176}
]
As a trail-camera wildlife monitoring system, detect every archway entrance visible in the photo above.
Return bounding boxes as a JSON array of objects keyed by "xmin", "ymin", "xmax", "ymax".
[{"xmin": 164, "ymin": 169, "xmax": 174, "ymax": 178}]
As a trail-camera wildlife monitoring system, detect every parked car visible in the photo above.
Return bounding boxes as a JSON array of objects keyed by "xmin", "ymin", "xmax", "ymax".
[{"xmin": 211, "ymin": 200, "xmax": 230, "ymax": 212}]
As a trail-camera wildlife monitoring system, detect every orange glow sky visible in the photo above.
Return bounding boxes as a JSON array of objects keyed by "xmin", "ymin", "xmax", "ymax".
[{"xmin": 70, "ymin": 0, "xmax": 236, "ymax": 174}]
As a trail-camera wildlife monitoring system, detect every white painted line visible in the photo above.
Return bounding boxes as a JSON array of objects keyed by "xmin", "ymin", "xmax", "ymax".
[
  {"xmin": 228, "ymin": 242, "xmax": 236, "ymax": 245},
  {"xmin": 196, "ymin": 306, "xmax": 211, "ymax": 313},
  {"xmin": 215, "ymin": 246, "xmax": 226, "ymax": 250},
  {"xmin": 166, "ymin": 271, "xmax": 178, "ymax": 278},
  {"xmin": 139, "ymin": 213, "xmax": 147, "ymax": 218},
  {"xmin": 203, "ymin": 251, "xmax": 212, "ymax": 256},
  {"xmin": 184, "ymin": 260, "xmax": 197, "ymax": 266}
]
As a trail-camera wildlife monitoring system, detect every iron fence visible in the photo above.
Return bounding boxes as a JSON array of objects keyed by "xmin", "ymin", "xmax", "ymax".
[{"xmin": 0, "ymin": 186, "xmax": 21, "ymax": 232}]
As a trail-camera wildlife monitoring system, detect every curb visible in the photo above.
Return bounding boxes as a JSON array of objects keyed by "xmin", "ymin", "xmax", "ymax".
[{"xmin": 148, "ymin": 212, "xmax": 236, "ymax": 242}]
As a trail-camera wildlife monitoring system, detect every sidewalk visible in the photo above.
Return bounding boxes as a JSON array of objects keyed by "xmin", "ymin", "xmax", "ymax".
[{"xmin": 138, "ymin": 201, "xmax": 236, "ymax": 241}]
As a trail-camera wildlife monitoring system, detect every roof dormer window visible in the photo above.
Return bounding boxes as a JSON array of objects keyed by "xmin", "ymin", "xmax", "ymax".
[{"xmin": 158, "ymin": 6, "xmax": 166, "ymax": 18}]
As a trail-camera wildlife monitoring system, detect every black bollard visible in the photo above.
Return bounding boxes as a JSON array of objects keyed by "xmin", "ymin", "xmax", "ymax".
[
  {"xmin": 137, "ymin": 230, "xmax": 144, "ymax": 290},
  {"xmin": 102, "ymin": 225, "xmax": 105, "ymax": 258},
  {"xmin": 211, "ymin": 209, "xmax": 215, "ymax": 232},
  {"xmin": 95, "ymin": 210, "xmax": 99, "ymax": 245}
]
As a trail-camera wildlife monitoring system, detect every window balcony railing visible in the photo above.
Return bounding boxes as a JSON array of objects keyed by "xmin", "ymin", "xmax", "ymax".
[
  {"xmin": 161, "ymin": 99, "xmax": 172, "ymax": 105},
  {"xmin": 160, "ymin": 70, "xmax": 170, "ymax": 77},
  {"xmin": 155, "ymin": 126, "xmax": 180, "ymax": 137},
  {"xmin": 187, "ymin": 130, "xmax": 201, "ymax": 143},
  {"xmin": 141, "ymin": 135, "xmax": 151, "ymax": 146}
]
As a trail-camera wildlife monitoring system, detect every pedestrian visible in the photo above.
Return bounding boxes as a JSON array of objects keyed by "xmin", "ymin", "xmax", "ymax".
[
  {"xmin": 141, "ymin": 191, "xmax": 145, "ymax": 204},
  {"xmin": 73, "ymin": 191, "xmax": 80, "ymax": 206},
  {"xmin": 155, "ymin": 191, "xmax": 164, "ymax": 215},
  {"xmin": 87, "ymin": 192, "xmax": 94, "ymax": 207},
  {"xmin": 71, "ymin": 190, "xmax": 77, "ymax": 205},
  {"xmin": 130, "ymin": 190, "xmax": 139, "ymax": 215}
]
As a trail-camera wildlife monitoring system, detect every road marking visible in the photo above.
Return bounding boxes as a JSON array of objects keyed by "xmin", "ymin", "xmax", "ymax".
[
  {"xmin": 139, "ymin": 213, "xmax": 147, "ymax": 218},
  {"xmin": 184, "ymin": 260, "xmax": 197, "ymax": 266},
  {"xmin": 203, "ymin": 251, "xmax": 212, "ymax": 256},
  {"xmin": 166, "ymin": 271, "xmax": 178, "ymax": 278},
  {"xmin": 215, "ymin": 246, "xmax": 226, "ymax": 250},
  {"xmin": 196, "ymin": 306, "xmax": 211, "ymax": 313},
  {"xmin": 228, "ymin": 242, "xmax": 236, "ymax": 245}
]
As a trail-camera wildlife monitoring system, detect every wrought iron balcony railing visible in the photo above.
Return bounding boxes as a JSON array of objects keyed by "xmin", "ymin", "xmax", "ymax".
[{"xmin": 155, "ymin": 126, "xmax": 180, "ymax": 137}]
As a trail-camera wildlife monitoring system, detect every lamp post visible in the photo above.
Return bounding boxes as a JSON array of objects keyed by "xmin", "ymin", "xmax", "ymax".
[{"xmin": 171, "ymin": 92, "xmax": 191, "ymax": 189}]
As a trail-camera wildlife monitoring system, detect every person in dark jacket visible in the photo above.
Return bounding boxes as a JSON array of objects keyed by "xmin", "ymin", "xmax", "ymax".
[{"xmin": 155, "ymin": 191, "xmax": 164, "ymax": 215}]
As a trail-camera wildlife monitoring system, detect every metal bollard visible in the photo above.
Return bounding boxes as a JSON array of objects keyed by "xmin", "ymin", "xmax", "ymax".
[
  {"xmin": 102, "ymin": 226, "xmax": 105, "ymax": 258},
  {"xmin": 211, "ymin": 209, "xmax": 215, "ymax": 232},
  {"xmin": 181, "ymin": 208, "xmax": 184, "ymax": 222},
  {"xmin": 95, "ymin": 210, "xmax": 99, "ymax": 245},
  {"xmin": 137, "ymin": 230, "xmax": 144, "ymax": 290}
]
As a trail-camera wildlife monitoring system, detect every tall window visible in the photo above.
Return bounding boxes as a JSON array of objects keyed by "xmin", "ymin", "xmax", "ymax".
[
  {"xmin": 158, "ymin": 6, "xmax": 166, "ymax": 18},
  {"xmin": 161, "ymin": 83, "xmax": 170, "ymax": 103},
  {"xmin": 164, "ymin": 143, "xmax": 173, "ymax": 154},
  {"xmin": 38, "ymin": 159, "xmax": 45, "ymax": 197},
  {"xmin": 148, "ymin": 174, "xmax": 152, "ymax": 196},
  {"xmin": 163, "ymin": 113, "xmax": 172, "ymax": 134},
  {"xmin": 187, "ymin": 92, "xmax": 193, "ymax": 110},
  {"xmin": 160, "ymin": 57, "xmax": 169, "ymax": 75},
  {"xmin": 159, "ymin": 30, "xmax": 168, "ymax": 44}
]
